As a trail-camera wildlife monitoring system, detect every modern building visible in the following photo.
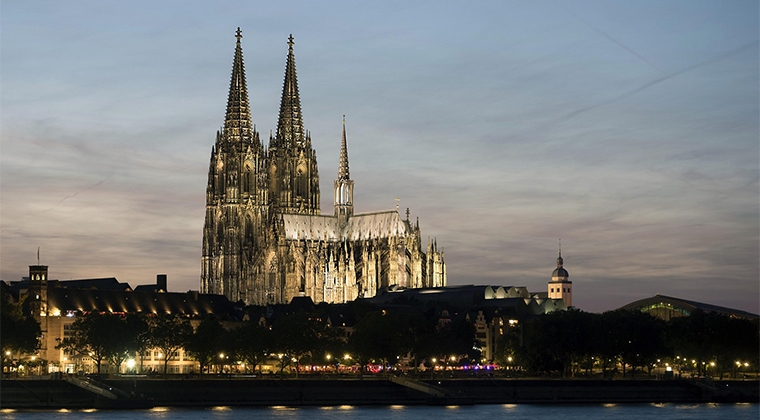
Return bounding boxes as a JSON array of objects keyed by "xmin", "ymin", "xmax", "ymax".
[
  {"xmin": 201, "ymin": 29, "xmax": 446, "ymax": 306},
  {"xmin": 620, "ymin": 294, "xmax": 759, "ymax": 321}
]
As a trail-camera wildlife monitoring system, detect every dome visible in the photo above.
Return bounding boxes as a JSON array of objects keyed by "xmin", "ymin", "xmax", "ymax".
[{"xmin": 552, "ymin": 267, "xmax": 569, "ymax": 278}]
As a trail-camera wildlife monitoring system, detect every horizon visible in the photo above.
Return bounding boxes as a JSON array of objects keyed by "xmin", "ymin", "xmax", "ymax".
[{"xmin": 1, "ymin": 1, "xmax": 758, "ymax": 314}]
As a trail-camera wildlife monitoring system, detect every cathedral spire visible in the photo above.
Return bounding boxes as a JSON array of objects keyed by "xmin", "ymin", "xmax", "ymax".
[
  {"xmin": 334, "ymin": 116, "xmax": 354, "ymax": 219},
  {"xmin": 275, "ymin": 34, "xmax": 304, "ymax": 147},
  {"xmin": 338, "ymin": 115, "xmax": 350, "ymax": 181},
  {"xmin": 223, "ymin": 27, "xmax": 252, "ymax": 140}
]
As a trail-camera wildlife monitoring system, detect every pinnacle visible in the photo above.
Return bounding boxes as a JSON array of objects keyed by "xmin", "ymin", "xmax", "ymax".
[{"xmin": 338, "ymin": 115, "xmax": 350, "ymax": 180}]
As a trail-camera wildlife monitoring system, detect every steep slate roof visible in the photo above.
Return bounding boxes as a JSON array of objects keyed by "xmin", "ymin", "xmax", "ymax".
[
  {"xmin": 10, "ymin": 278, "xmax": 132, "ymax": 295},
  {"xmin": 282, "ymin": 210, "xmax": 412, "ymax": 242},
  {"xmin": 45, "ymin": 288, "xmax": 239, "ymax": 319}
]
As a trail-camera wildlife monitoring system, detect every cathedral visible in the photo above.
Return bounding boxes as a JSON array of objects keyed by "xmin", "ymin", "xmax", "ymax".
[{"xmin": 200, "ymin": 29, "xmax": 446, "ymax": 306}]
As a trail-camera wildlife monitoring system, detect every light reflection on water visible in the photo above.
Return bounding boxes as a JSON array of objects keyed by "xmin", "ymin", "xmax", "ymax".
[{"xmin": 2, "ymin": 404, "xmax": 758, "ymax": 420}]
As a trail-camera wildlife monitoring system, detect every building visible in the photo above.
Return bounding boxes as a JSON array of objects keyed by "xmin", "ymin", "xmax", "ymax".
[
  {"xmin": 12, "ymin": 265, "xmax": 238, "ymax": 374},
  {"xmin": 620, "ymin": 294, "xmax": 759, "ymax": 321},
  {"xmin": 201, "ymin": 29, "xmax": 446, "ymax": 306},
  {"xmin": 547, "ymin": 249, "xmax": 572, "ymax": 307}
]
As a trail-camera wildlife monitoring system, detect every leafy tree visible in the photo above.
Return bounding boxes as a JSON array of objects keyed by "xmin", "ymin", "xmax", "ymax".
[
  {"xmin": 57, "ymin": 312, "xmax": 129, "ymax": 374},
  {"xmin": 432, "ymin": 317, "xmax": 477, "ymax": 365},
  {"xmin": 405, "ymin": 310, "xmax": 438, "ymax": 372},
  {"xmin": 231, "ymin": 321, "xmax": 271, "ymax": 373},
  {"xmin": 589, "ymin": 311, "xmax": 622, "ymax": 378},
  {"xmin": 668, "ymin": 310, "xmax": 759, "ymax": 378},
  {"xmin": 147, "ymin": 314, "xmax": 192, "ymax": 374},
  {"xmin": 516, "ymin": 309, "xmax": 593, "ymax": 377},
  {"xmin": 0, "ymin": 289, "xmax": 41, "ymax": 371},
  {"xmin": 349, "ymin": 310, "xmax": 407, "ymax": 373},
  {"xmin": 614, "ymin": 310, "xmax": 668, "ymax": 378},
  {"xmin": 271, "ymin": 311, "xmax": 329, "ymax": 377},
  {"xmin": 124, "ymin": 314, "xmax": 150, "ymax": 372},
  {"xmin": 184, "ymin": 317, "xmax": 226, "ymax": 375},
  {"xmin": 493, "ymin": 320, "xmax": 521, "ymax": 366}
]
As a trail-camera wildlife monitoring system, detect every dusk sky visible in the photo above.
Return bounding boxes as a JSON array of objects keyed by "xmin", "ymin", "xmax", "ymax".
[{"xmin": 1, "ymin": 1, "xmax": 758, "ymax": 313}]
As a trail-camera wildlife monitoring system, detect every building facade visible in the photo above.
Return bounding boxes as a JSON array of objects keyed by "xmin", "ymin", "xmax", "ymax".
[
  {"xmin": 15, "ymin": 265, "xmax": 237, "ymax": 373},
  {"xmin": 201, "ymin": 30, "xmax": 446, "ymax": 306}
]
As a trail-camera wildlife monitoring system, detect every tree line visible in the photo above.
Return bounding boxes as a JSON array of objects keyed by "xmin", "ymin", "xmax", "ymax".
[
  {"xmin": 496, "ymin": 308, "xmax": 759, "ymax": 379},
  {"xmin": 55, "ymin": 301, "xmax": 478, "ymax": 376},
  {"xmin": 3, "ymin": 285, "xmax": 758, "ymax": 379}
]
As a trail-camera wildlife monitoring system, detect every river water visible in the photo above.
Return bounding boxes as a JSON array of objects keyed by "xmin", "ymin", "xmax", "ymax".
[{"xmin": 2, "ymin": 403, "xmax": 758, "ymax": 420}]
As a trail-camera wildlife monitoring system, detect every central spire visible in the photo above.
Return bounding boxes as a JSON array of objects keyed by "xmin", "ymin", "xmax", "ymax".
[
  {"xmin": 275, "ymin": 34, "xmax": 305, "ymax": 147},
  {"xmin": 338, "ymin": 115, "xmax": 350, "ymax": 181},
  {"xmin": 223, "ymin": 27, "xmax": 252, "ymax": 139}
]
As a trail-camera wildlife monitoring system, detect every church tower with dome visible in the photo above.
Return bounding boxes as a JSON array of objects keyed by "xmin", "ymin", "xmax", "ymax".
[{"xmin": 547, "ymin": 243, "xmax": 572, "ymax": 307}]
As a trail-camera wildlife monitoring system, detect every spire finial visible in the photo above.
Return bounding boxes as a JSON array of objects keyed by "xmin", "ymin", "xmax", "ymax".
[
  {"xmin": 395, "ymin": 197, "xmax": 400, "ymax": 212},
  {"xmin": 559, "ymin": 238, "xmax": 562, "ymax": 258},
  {"xmin": 288, "ymin": 34, "xmax": 294, "ymax": 49},
  {"xmin": 236, "ymin": 27, "xmax": 242, "ymax": 42}
]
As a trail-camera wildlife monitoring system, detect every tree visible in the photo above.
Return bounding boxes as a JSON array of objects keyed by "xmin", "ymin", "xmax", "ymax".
[
  {"xmin": 184, "ymin": 317, "xmax": 226, "ymax": 375},
  {"xmin": 271, "ymin": 311, "xmax": 328, "ymax": 377},
  {"xmin": 668, "ymin": 311, "xmax": 759, "ymax": 378},
  {"xmin": 0, "ymin": 289, "xmax": 41, "ymax": 371},
  {"xmin": 349, "ymin": 310, "xmax": 407, "ymax": 373},
  {"xmin": 124, "ymin": 314, "xmax": 150, "ymax": 372},
  {"xmin": 57, "ymin": 312, "xmax": 130, "ymax": 374},
  {"xmin": 432, "ymin": 317, "xmax": 477, "ymax": 366},
  {"xmin": 147, "ymin": 314, "xmax": 192, "ymax": 374},
  {"xmin": 231, "ymin": 320, "xmax": 271, "ymax": 373},
  {"xmin": 613, "ymin": 310, "xmax": 667, "ymax": 378},
  {"xmin": 516, "ymin": 309, "xmax": 594, "ymax": 377}
]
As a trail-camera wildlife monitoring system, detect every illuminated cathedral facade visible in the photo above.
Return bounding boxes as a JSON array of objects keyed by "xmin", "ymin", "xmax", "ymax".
[{"xmin": 200, "ymin": 29, "xmax": 446, "ymax": 305}]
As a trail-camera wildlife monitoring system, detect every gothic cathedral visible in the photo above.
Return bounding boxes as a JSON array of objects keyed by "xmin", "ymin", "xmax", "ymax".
[{"xmin": 201, "ymin": 29, "xmax": 446, "ymax": 306}]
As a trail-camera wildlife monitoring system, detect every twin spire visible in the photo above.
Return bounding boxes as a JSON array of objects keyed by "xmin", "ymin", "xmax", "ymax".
[
  {"xmin": 222, "ymin": 28, "xmax": 351, "ymax": 181},
  {"xmin": 223, "ymin": 27, "xmax": 252, "ymax": 138},
  {"xmin": 275, "ymin": 34, "xmax": 305, "ymax": 147}
]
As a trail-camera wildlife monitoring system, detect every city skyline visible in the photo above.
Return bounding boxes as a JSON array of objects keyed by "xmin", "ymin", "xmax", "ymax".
[{"xmin": 1, "ymin": 1, "xmax": 757, "ymax": 313}]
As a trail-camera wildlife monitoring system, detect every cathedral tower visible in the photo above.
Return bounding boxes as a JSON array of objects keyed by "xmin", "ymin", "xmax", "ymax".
[
  {"xmin": 334, "ymin": 116, "xmax": 354, "ymax": 222},
  {"xmin": 268, "ymin": 35, "xmax": 320, "ymax": 215},
  {"xmin": 201, "ymin": 28, "xmax": 267, "ymax": 302}
]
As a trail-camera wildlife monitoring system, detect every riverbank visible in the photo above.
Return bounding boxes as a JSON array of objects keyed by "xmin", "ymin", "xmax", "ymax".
[{"xmin": 1, "ymin": 377, "xmax": 757, "ymax": 409}]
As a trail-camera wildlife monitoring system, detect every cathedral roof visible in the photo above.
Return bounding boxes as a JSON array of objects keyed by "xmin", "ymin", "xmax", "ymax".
[{"xmin": 282, "ymin": 210, "xmax": 412, "ymax": 242}]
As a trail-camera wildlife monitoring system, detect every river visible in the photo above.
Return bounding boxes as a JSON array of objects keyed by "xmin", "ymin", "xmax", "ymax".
[{"xmin": 2, "ymin": 403, "xmax": 758, "ymax": 420}]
